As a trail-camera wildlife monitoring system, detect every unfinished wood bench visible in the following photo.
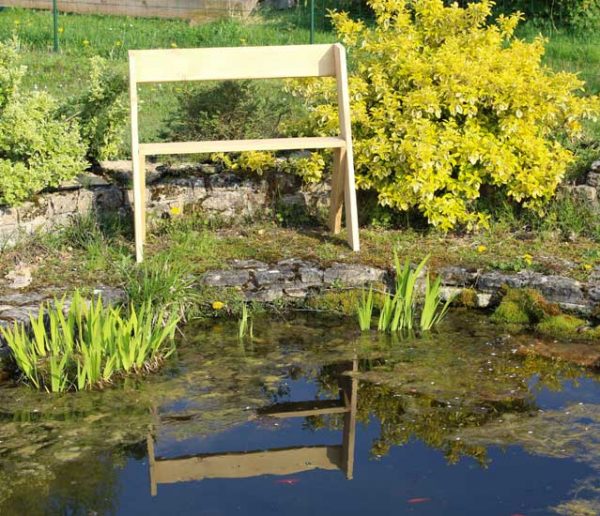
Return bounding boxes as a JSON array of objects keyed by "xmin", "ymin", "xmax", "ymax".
[{"xmin": 128, "ymin": 43, "xmax": 359, "ymax": 262}]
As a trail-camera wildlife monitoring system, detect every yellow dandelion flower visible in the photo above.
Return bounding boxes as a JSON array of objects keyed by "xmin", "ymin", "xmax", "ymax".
[
  {"xmin": 115, "ymin": 40, "xmax": 122, "ymax": 47},
  {"xmin": 212, "ymin": 301, "xmax": 225, "ymax": 310},
  {"xmin": 583, "ymin": 263, "xmax": 593, "ymax": 271},
  {"xmin": 170, "ymin": 42, "xmax": 178, "ymax": 48},
  {"xmin": 58, "ymin": 26, "xmax": 64, "ymax": 34},
  {"xmin": 523, "ymin": 253, "xmax": 533, "ymax": 266},
  {"xmin": 169, "ymin": 206, "xmax": 181, "ymax": 216},
  {"xmin": 82, "ymin": 39, "xmax": 90, "ymax": 47},
  {"xmin": 476, "ymin": 245, "xmax": 487, "ymax": 253}
]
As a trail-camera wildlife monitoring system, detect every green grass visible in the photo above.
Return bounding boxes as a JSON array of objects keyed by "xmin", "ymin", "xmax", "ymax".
[{"xmin": 3, "ymin": 7, "xmax": 599, "ymax": 154}]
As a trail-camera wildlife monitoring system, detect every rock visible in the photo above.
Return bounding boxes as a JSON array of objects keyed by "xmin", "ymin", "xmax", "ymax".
[
  {"xmin": 5, "ymin": 264, "xmax": 34, "ymax": 289},
  {"xmin": 565, "ymin": 184, "xmax": 598, "ymax": 205},
  {"xmin": 587, "ymin": 171, "xmax": 600, "ymax": 189},
  {"xmin": 202, "ymin": 270, "xmax": 251, "ymax": 288},
  {"xmin": 528, "ymin": 274, "xmax": 584, "ymax": 305},
  {"xmin": 323, "ymin": 263, "xmax": 385, "ymax": 286},
  {"xmin": 283, "ymin": 288, "xmax": 308, "ymax": 298},
  {"xmin": 92, "ymin": 286, "xmax": 126, "ymax": 305},
  {"xmin": 438, "ymin": 266, "xmax": 478, "ymax": 286},
  {"xmin": 298, "ymin": 266, "xmax": 324, "ymax": 286},
  {"xmin": 589, "ymin": 285, "xmax": 600, "ymax": 303},
  {"xmin": 517, "ymin": 338, "xmax": 600, "ymax": 368},
  {"xmin": 590, "ymin": 160, "xmax": 600, "ymax": 173},
  {"xmin": 0, "ymin": 292, "xmax": 47, "ymax": 306},
  {"xmin": 0, "ymin": 307, "xmax": 37, "ymax": 324},
  {"xmin": 245, "ymin": 287, "xmax": 283, "ymax": 302},
  {"xmin": 477, "ymin": 271, "xmax": 529, "ymax": 291},
  {"xmin": 253, "ymin": 267, "xmax": 295, "ymax": 287},
  {"xmin": 99, "ymin": 160, "xmax": 163, "ymax": 185}
]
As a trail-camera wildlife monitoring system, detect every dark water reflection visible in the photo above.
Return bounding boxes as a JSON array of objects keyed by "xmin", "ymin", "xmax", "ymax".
[{"xmin": 0, "ymin": 311, "xmax": 599, "ymax": 515}]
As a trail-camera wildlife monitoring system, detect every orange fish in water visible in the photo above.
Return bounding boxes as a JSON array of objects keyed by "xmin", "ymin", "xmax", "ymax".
[
  {"xmin": 407, "ymin": 498, "xmax": 431, "ymax": 504},
  {"xmin": 276, "ymin": 478, "xmax": 300, "ymax": 485}
]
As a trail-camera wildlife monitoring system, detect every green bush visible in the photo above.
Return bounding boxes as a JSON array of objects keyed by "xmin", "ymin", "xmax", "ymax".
[
  {"xmin": 289, "ymin": 0, "xmax": 600, "ymax": 231},
  {"xmin": 63, "ymin": 56, "xmax": 128, "ymax": 164},
  {"xmin": 165, "ymin": 80, "xmax": 299, "ymax": 142},
  {"xmin": 0, "ymin": 38, "xmax": 86, "ymax": 206}
]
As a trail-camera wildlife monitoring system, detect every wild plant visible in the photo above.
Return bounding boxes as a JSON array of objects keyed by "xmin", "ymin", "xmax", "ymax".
[
  {"xmin": 0, "ymin": 291, "xmax": 179, "ymax": 392},
  {"xmin": 362, "ymin": 254, "xmax": 454, "ymax": 334},
  {"xmin": 238, "ymin": 303, "xmax": 253, "ymax": 341},
  {"xmin": 356, "ymin": 287, "xmax": 374, "ymax": 331},
  {"xmin": 420, "ymin": 275, "xmax": 455, "ymax": 331}
]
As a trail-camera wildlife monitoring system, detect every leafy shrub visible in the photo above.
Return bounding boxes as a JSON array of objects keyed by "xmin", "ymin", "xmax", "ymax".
[
  {"xmin": 63, "ymin": 56, "xmax": 128, "ymax": 164},
  {"xmin": 165, "ymin": 80, "xmax": 298, "ymax": 142},
  {"xmin": 0, "ymin": 38, "xmax": 86, "ymax": 206},
  {"xmin": 289, "ymin": 0, "xmax": 599, "ymax": 231},
  {"xmin": 0, "ymin": 291, "xmax": 179, "ymax": 392}
]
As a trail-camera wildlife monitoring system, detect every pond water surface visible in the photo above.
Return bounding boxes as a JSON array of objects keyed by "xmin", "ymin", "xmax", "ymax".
[{"xmin": 1, "ymin": 311, "xmax": 599, "ymax": 515}]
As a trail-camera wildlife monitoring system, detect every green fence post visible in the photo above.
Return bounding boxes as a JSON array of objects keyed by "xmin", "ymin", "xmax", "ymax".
[
  {"xmin": 310, "ymin": 0, "xmax": 315, "ymax": 44},
  {"xmin": 52, "ymin": 0, "xmax": 59, "ymax": 52}
]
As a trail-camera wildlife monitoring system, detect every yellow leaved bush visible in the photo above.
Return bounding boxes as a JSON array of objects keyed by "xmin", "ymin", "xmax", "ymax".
[{"xmin": 288, "ymin": 0, "xmax": 600, "ymax": 230}]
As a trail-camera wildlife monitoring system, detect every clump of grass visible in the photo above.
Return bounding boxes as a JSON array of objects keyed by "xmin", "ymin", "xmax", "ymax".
[
  {"xmin": 362, "ymin": 254, "xmax": 454, "ymax": 333},
  {"xmin": 123, "ymin": 254, "xmax": 198, "ymax": 321},
  {"xmin": 0, "ymin": 291, "xmax": 179, "ymax": 392}
]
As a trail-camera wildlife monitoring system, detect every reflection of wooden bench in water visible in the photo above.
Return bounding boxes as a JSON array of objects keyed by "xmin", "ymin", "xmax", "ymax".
[{"xmin": 147, "ymin": 359, "xmax": 358, "ymax": 496}]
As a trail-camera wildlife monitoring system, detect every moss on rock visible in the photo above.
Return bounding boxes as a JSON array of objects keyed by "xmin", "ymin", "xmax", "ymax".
[
  {"xmin": 306, "ymin": 285, "xmax": 386, "ymax": 316},
  {"xmin": 457, "ymin": 288, "xmax": 478, "ymax": 308},
  {"xmin": 537, "ymin": 315, "xmax": 600, "ymax": 341},
  {"xmin": 491, "ymin": 288, "xmax": 562, "ymax": 325}
]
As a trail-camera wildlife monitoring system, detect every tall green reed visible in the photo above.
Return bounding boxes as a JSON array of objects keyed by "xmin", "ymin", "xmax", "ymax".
[
  {"xmin": 0, "ymin": 291, "xmax": 179, "ymax": 393},
  {"xmin": 359, "ymin": 254, "xmax": 454, "ymax": 334}
]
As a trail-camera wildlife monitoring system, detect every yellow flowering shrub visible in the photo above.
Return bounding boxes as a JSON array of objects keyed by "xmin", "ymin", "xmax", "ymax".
[{"xmin": 289, "ymin": 0, "xmax": 599, "ymax": 230}]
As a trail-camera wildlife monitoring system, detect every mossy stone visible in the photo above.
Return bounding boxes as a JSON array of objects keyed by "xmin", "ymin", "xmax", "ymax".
[
  {"xmin": 491, "ymin": 300, "xmax": 530, "ymax": 324},
  {"xmin": 537, "ymin": 315, "xmax": 600, "ymax": 341}
]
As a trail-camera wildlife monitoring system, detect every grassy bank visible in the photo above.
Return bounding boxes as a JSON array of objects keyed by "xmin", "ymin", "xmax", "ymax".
[
  {"xmin": 2, "ymin": 6, "xmax": 599, "ymax": 150},
  {"xmin": 1, "ymin": 210, "xmax": 598, "ymax": 304}
]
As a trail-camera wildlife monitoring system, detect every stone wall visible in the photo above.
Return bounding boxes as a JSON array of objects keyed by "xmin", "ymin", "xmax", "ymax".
[
  {"xmin": 202, "ymin": 259, "xmax": 600, "ymax": 314},
  {"xmin": 0, "ymin": 161, "xmax": 330, "ymax": 248}
]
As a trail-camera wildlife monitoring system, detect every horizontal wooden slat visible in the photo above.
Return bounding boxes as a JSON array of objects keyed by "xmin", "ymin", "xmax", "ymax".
[
  {"xmin": 258, "ymin": 399, "xmax": 349, "ymax": 419},
  {"xmin": 130, "ymin": 44, "xmax": 337, "ymax": 83},
  {"xmin": 140, "ymin": 136, "xmax": 346, "ymax": 155}
]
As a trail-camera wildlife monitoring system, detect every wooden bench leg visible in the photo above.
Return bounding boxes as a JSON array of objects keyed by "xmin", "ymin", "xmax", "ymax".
[
  {"xmin": 343, "ymin": 153, "xmax": 360, "ymax": 252},
  {"xmin": 140, "ymin": 152, "xmax": 147, "ymax": 244},
  {"xmin": 329, "ymin": 148, "xmax": 345, "ymax": 234},
  {"xmin": 133, "ymin": 151, "xmax": 144, "ymax": 263}
]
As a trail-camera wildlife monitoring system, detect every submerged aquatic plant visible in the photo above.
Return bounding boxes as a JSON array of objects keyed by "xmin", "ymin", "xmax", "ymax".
[
  {"xmin": 361, "ymin": 254, "xmax": 454, "ymax": 333},
  {"xmin": 0, "ymin": 291, "xmax": 179, "ymax": 392}
]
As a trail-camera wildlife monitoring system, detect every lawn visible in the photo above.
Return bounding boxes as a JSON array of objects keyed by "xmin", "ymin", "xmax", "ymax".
[{"xmin": 1, "ymin": 5, "xmax": 599, "ymax": 149}]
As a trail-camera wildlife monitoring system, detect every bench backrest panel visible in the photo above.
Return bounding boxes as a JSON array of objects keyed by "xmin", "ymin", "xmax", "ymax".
[{"xmin": 129, "ymin": 44, "xmax": 337, "ymax": 83}]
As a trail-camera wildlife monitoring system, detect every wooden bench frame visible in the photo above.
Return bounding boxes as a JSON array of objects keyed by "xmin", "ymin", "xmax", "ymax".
[{"xmin": 128, "ymin": 43, "xmax": 360, "ymax": 262}]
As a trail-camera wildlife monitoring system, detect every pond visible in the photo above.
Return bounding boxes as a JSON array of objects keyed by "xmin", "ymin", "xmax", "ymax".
[{"xmin": 0, "ymin": 311, "xmax": 599, "ymax": 515}]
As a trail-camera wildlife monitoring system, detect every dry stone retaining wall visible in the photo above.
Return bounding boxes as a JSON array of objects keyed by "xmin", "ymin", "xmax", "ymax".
[{"xmin": 0, "ymin": 162, "xmax": 329, "ymax": 248}]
